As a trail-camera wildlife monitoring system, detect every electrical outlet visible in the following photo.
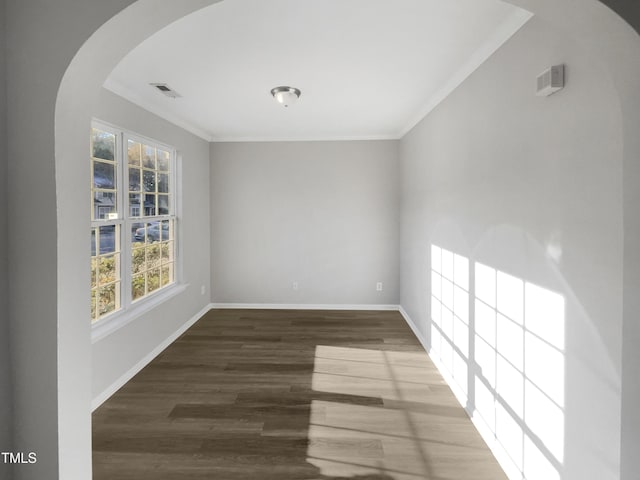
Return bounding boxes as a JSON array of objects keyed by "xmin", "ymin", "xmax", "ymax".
[
  {"xmin": 376, "ymin": 282, "xmax": 383, "ymax": 292},
  {"xmin": 292, "ymin": 281, "xmax": 299, "ymax": 291},
  {"xmin": 200, "ymin": 285, "xmax": 205, "ymax": 295}
]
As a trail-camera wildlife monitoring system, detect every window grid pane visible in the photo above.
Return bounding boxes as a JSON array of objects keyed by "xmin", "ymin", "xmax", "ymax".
[
  {"xmin": 130, "ymin": 219, "xmax": 175, "ymax": 302},
  {"xmin": 127, "ymin": 139, "xmax": 174, "ymax": 303},
  {"xmin": 91, "ymin": 128, "xmax": 118, "ymax": 222},
  {"xmin": 128, "ymin": 140, "xmax": 141, "ymax": 166},
  {"xmin": 91, "ymin": 224, "xmax": 122, "ymax": 322}
]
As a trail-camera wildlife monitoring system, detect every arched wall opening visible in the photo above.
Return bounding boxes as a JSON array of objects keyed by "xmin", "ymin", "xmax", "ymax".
[
  {"xmin": 35, "ymin": 0, "xmax": 640, "ymax": 479},
  {"xmin": 53, "ymin": 3, "xmax": 222, "ymax": 479}
]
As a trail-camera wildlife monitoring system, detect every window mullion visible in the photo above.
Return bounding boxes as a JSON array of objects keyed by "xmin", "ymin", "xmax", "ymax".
[
  {"xmin": 121, "ymin": 218, "xmax": 133, "ymax": 310},
  {"xmin": 121, "ymin": 133, "xmax": 132, "ymax": 311},
  {"xmin": 170, "ymin": 149, "xmax": 176, "ymax": 216}
]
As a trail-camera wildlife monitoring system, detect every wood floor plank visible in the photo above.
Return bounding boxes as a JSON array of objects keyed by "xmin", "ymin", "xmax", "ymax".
[{"xmin": 93, "ymin": 309, "xmax": 507, "ymax": 480}]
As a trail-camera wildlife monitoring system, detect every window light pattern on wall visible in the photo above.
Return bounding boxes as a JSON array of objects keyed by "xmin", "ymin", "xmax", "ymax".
[
  {"xmin": 430, "ymin": 245, "xmax": 470, "ymax": 402},
  {"xmin": 430, "ymin": 245, "xmax": 565, "ymax": 480}
]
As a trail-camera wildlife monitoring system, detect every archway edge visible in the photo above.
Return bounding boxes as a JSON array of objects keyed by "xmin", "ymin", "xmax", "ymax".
[
  {"xmin": 50, "ymin": 1, "xmax": 640, "ymax": 480},
  {"xmin": 54, "ymin": 3, "xmax": 221, "ymax": 479}
]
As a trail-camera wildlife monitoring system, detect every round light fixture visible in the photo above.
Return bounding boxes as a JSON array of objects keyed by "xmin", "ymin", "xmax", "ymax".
[{"xmin": 270, "ymin": 86, "xmax": 301, "ymax": 107}]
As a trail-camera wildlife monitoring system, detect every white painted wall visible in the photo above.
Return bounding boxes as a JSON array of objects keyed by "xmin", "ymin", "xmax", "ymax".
[
  {"xmin": 2, "ymin": 0, "xmax": 639, "ymax": 479},
  {"xmin": 90, "ymin": 87, "xmax": 211, "ymax": 400},
  {"xmin": 210, "ymin": 141, "xmax": 400, "ymax": 306},
  {"xmin": 0, "ymin": 0, "xmax": 13, "ymax": 478},
  {"xmin": 7, "ymin": 1, "xmax": 220, "ymax": 479},
  {"xmin": 399, "ymin": 13, "xmax": 625, "ymax": 480},
  {"xmin": 599, "ymin": 2, "xmax": 640, "ymax": 478}
]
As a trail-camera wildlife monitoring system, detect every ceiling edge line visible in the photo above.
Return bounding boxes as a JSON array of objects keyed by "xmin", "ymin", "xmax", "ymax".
[
  {"xmin": 102, "ymin": 78, "xmax": 215, "ymax": 142},
  {"xmin": 210, "ymin": 134, "xmax": 402, "ymax": 143},
  {"xmin": 397, "ymin": 7, "xmax": 534, "ymax": 139}
]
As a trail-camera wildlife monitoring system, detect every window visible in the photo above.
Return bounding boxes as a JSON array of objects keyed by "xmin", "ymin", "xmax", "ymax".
[{"xmin": 90, "ymin": 122, "xmax": 177, "ymax": 323}]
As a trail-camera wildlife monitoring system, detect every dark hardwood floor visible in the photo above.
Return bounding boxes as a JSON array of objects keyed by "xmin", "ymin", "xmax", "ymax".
[{"xmin": 92, "ymin": 309, "xmax": 506, "ymax": 480}]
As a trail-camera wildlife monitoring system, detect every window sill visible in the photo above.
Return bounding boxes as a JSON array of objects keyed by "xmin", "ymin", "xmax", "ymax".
[{"xmin": 91, "ymin": 283, "xmax": 189, "ymax": 343}]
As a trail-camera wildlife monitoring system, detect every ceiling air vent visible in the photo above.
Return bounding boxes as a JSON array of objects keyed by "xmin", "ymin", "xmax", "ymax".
[
  {"xmin": 536, "ymin": 65, "xmax": 564, "ymax": 97},
  {"xmin": 150, "ymin": 83, "xmax": 181, "ymax": 99}
]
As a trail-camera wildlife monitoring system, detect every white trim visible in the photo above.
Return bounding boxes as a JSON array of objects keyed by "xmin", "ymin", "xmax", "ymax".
[
  {"xmin": 103, "ymin": 79, "xmax": 215, "ymax": 142},
  {"xmin": 397, "ymin": 8, "xmax": 533, "ymax": 138},
  {"xmin": 211, "ymin": 134, "xmax": 401, "ymax": 143},
  {"xmin": 470, "ymin": 414, "xmax": 523, "ymax": 480},
  {"xmin": 398, "ymin": 305, "xmax": 516, "ymax": 480},
  {"xmin": 398, "ymin": 305, "xmax": 428, "ymax": 349},
  {"xmin": 92, "ymin": 299, "xmax": 208, "ymax": 411},
  {"xmin": 210, "ymin": 303, "xmax": 399, "ymax": 311},
  {"xmin": 399, "ymin": 305, "xmax": 467, "ymax": 404},
  {"xmin": 124, "ymin": 130, "xmax": 176, "ymax": 154},
  {"xmin": 91, "ymin": 283, "xmax": 188, "ymax": 343},
  {"xmin": 175, "ymin": 153, "xmax": 185, "ymax": 284}
]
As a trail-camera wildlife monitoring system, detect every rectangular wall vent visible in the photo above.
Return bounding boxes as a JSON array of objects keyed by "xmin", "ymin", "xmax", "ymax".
[
  {"xmin": 536, "ymin": 65, "xmax": 564, "ymax": 97},
  {"xmin": 150, "ymin": 83, "xmax": 181, "ymax": 99}
]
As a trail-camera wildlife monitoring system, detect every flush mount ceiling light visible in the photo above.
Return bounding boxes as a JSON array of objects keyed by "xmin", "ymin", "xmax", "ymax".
[{"xmin": 270, "ymin": 86, "xmax": 301, "ymax": 107}]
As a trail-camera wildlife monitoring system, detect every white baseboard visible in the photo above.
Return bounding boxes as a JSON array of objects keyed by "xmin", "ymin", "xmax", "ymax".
[
  {"xmin": 211, "ymin": 303, "xmax": 400, "ymax": 311},
  {"xmin": 91, "ymin": 302, "xmax": 213, "ymax": 411},
  {"xmin": 398, "ymin": 305, "xmax": 429, "ymax": 350},
  {"xmin": 399, "ymin": 305, "xmax": 468, "ymax": 403},
  {"xmin": 399, "ymin": 305, "xmax": 515, "ymax": 480}
]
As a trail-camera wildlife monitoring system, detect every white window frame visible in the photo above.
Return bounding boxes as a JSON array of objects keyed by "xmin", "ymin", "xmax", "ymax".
[{"xmin": 91, "ymin": 120, "xmax": 183, "ymax": 341}]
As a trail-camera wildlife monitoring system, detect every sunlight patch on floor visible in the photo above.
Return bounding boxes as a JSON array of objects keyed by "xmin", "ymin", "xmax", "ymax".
[{"xmin": 309, "ymin": 344, "xmax": 506, "ymax": 480}]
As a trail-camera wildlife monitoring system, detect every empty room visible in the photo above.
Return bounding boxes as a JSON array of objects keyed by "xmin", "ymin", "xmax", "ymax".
[{"xmin": 1, "ymin": 1, "xmax": 640, "ymax": 480}]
